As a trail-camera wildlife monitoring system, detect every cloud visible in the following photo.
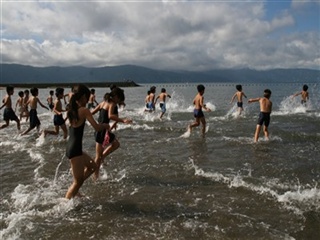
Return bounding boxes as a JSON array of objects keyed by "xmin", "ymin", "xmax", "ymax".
[{"xmin": 1, "ymin": 1, "xmax": 319, "ymax": 70}]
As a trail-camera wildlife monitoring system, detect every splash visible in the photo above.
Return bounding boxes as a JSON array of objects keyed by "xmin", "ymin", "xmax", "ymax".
[{"xmin": 274, "ymin": 96, "xmax": 309, "ymax": 115}]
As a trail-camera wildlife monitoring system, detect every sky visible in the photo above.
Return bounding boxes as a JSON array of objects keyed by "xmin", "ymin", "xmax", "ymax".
[{"xmin": 1, "ymin": 0, "xmax": 319, "ymax": 71}]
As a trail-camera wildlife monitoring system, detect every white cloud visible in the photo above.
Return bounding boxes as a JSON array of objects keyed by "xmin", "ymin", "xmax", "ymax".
[{"xmin": 1, "ymin": 1, "xmax": 319, "ymax": 70}]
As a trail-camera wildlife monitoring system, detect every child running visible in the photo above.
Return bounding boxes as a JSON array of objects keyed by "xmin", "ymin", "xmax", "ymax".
[
  {"xmin": 47, "ymin": 90, "xmax": 54, "ymax": 111},
  {"xmin": 155, "ymin": 88, "xmax": 171, "ymax": 119},
  {"xmin": 0, "ymin": 86, "xmax": 20, "ymax": 130},
  {"xmin": 230, "ymin": 84, "xmax": 247, "ymax": 115},
  {"xmin": 88, "ymin": 88, "xmax": 98, "ymax": 109},
  {"xmin": 145, "ymin": 86, "xmax": 156, "ymax": 112},
  {"xmin": 65, "ymin": 84, "xmax": 109, "ymax": 199},
  {"xmin": 188, "ymin": 84, "xmax": 211, "ymax": 136},
  {"xmin": 91, "ymin": 87, "xmax": 132, "ymax": 180},
  {"xmin": 15, "ymin": 91, "xmax": 25, "ymax": 121},
  {"xmin": 43, "ymin": 88, "xmax": 68, "ymax": 139},
  {"xmin": 22, "ymin": 90, "xmax": 30, "ymax": 122},
  {"xmin": 21, "ymin": 87, "xmax": 49, "ymax": 135},
  {"xmin": 248, "ymin": 89, "xmax": 272, "ymax": 143},
  {"xmin": 292, "ymin": 84, "xmax": 309, "ymax": 106}
]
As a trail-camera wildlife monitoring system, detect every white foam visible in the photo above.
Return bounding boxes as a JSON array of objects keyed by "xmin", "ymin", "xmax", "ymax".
[{"xmin": 179, "ymin": 130, "xmax": 191, "ymax": 138}]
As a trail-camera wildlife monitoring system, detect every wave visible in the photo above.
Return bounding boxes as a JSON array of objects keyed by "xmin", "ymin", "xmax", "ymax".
[{"xmin": 190, "ymin": 158, "xmax": 320, "ymax": 215}]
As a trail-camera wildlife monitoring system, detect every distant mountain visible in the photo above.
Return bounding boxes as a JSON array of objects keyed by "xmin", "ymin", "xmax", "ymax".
[{"xmin": 0, "ymin": 64, "xmax": 319, "ymax": 86}]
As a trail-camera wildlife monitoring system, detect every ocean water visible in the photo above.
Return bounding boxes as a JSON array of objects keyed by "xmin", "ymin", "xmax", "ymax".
[{"xmin": 0, "ymin": 83, "xmax": 319, "ymax": 240}]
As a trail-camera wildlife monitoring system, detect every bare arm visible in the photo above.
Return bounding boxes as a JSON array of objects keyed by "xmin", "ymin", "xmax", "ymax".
[
  {"xmin": 91, "ymin": 102, "xmax": 102, "ymax": 115},
  {"xmin": 0, "ymin": 97, "xmax": 7, "ymax": 110},
  {"xmin": 248, "ymin": 98, "xmax": 260, "ymax": 103},
  {"xmin": 109, "ymin": 104, "xmax": 132, "ymax": 124},
  {"xmin": 38, "ymin": 98, "xmax": 49, "ymax": 110},
  {"xmin": 230, "ymin": 93, "xmax": 237, "ymax": 103},
  {"xmin": 155, "ymin": 95, "xmax": 159, "ymax": 104},
  {"xmin": 200, "ymin": 96, "xmax": 211, "ymax": 112},
  {"xmin": 292, "ymin": 92, "xmax": 301, "ymax": 98}
]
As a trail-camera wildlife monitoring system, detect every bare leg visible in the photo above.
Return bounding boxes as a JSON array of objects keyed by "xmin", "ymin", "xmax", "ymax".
[
  {"xmin": 0, "ymin": 120, "xmax": 9, "ymax": 129},
  {"xmin": 44, "ymin": 125, "xmax": 59, "ymax": 137},
  {"xmin": 93, "ymin": 143, "xmax": 103, "ymax": 181},
  {"xmin": 200, "ymin": 117, "xmax": 206, "ymax": 137},
  {"xmin": 102, "ymin": 139, "xmax": 120, "ymax": 160},
  {"xmin": 254, "ymin": 125, "xmax": 262, "ymax": 143},
  {"xmin": 263, "ymin": 125, "xmax": 269, "ymax": 141},
  {"xmin": 15, "ymin": 119, "xmax": 21, "ymax": 130},
  {"xmin": 188, "ymin": 118, "xmax": 200, "ymax": 132},
  {"xmin": 21, "ymin": 126, "xmax": 35, "ymax": 135},
  {"xmin": 61, "ymin": 124, "xmax": 68, "ymax": 139},
  {"xmin": 65, "ymin": 152, "xmax": 96, "ymax": 199}
]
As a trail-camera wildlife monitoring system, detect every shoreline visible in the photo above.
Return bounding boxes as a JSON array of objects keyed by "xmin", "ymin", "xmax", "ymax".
[{"xmin": 0, "ymin": 80, "xmax": 140, "ymax": 89}]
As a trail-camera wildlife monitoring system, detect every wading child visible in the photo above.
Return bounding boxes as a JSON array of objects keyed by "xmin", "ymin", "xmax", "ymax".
[
  {"xmin": 88, "ymin": 88, "xmax": 98, "ymax": 109},
  {"xmin": 248, "ymin": 89, "xmax": 272, "ymax": 143},
  {"xmin": 21, "ymin": 87, "xmax": 49, "ymax": 135},
  {"xmin": 15, "ymin": 91, "xmax": 25, "ymax": 121},
  {"xmin": 230, "ymin": 84, "xmax": 247, "ymax": 115},
  {"xmin": 188, "ymin": 84, "xmax": 211, "ymax": 136},
  {"xmin": 65, "ymin": 84, "xmax": 109, "ymax": 199},
  {"xmin": 47, "ymin": 90, "xmax": 54, "ymax": 111},
  {"xmin": 91, "ymin": 87, "xmax": 132, "ymax": 180},
  {"xmin": 155, "ymin": 88, "xmax": 171, "ymax": 119},
  {"xmin": 144, "ymin": 90, "xmax": 151, "ymax": 111},
  {"xmin": 292, "ymin": 84, "xmax": 309, "ymax": 106},
  {"xmin": 0, "ymin": 86, "xmax": 20, "ymax": 130},
  {"xmin": 43, "ymin": 88, "xmax": 68, "ymax": 139},
  {"xmin": 146, "ymin": 86, "xmax": 156, "ymax": 112},
  {"xmin": 22, "ymin": 90, "xmax": 30, "ymax": 122}
]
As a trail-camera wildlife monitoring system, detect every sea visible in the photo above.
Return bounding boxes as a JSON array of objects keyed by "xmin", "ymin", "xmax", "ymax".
[{"xmin": 0, "ymin": 82, "xmax": 319, "ymax": 240}]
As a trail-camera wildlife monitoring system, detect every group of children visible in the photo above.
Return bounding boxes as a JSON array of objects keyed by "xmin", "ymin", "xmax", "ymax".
[
  {"xmin": 188, "ymin": 83, "xmax": 308, "ymax": 142},
  {"xmin": 0, "ymin": 83, "xmax": 310, "ymax": 199}
]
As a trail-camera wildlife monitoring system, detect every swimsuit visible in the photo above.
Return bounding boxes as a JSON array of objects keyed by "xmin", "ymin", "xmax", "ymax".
[
  {"xmin": 66, "ymin": 122, "xmax": 85, "ymax": 159},
  {"xmin": 53, "ymin": 114, "xmax": 65, "ymax": 126},
  {"xmin": 88, "ymin": 103, "xmax": 94, "ymax": 109},
  {"xmin": 3, "ymin": 108, "xmax": 19, "ymax": 121},
  {"xmin": 193, "ymin": 109, "xmax": 204, "ymax": 118},
  {"xmin": 160, "ymin": 102, "xmax": 166, "ymax": 113},
  {"xmin": 146, "ymin": 102, "xmax": 154, "ymax": 110},
  {"xmin": 237, "ymin": 102, "xmax": 243, "ymax": 108},
  {"xmin": 29, "ymin": 109, "xmax": 41, "ymax": 129},
  {"xmin": 48, "ymin": 103, "xmax": 54, "ymax": 110},
  {"xmin": 257, "ymin": 112, "xmax": 270, "ymax": 127},
  {"xmin": 95, "ymin": 107, "xmax": 116, "ymax": 145}
]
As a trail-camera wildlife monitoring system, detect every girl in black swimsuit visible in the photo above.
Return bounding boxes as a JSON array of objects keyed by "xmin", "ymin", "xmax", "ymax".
[
  {"xmin": 91, "ymin": 87, "xmax": 132, "ymax": 180},
  {"xmin": 65, "ymin": 84, "xmax": 109, "ymax": 199}
]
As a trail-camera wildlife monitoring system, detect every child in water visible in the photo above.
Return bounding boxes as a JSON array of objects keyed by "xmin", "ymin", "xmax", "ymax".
[
  {"xmin": 65, "ymin": 84, "xmax": 109, "ymax": 199},
  {"xmin": 91, "ymin": 87, "xmax": 132, "ymax": 180},
  {"xmin": 188, "ymin": 84, "xmax": 211, "ymax": 136},
  {"xmin": 230, "ymin": 84, "xmax": 247, "ymax": 115},
  {"xmin": 292, "ymin": 84, "xmax": 309, "ymax": 106},
  {"xmin": 0, "ymin": 85, "xmax": 21, "ymax": 130},
  {"xmin": 43, "ymin": 88, "xmax": 68, "ymax": 139},
  {"xmin": 47, "ymin": 90, "xmax": 54, "ymax": 111},
  {"xmin": 248, "ymin": 89, "xmax": 272, "ymax": 143},
  {"xmin": 155, "ymin": 88, "xmax": 171, "ymax": 119},
  {"xmin": 21, "ymin": 87, "xmax": 49, "ymax": 135}
]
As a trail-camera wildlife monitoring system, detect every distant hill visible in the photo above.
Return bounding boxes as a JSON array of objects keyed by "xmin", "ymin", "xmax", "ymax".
[{"xmin": 0, "ymin": 64, "xmax": 319, "ymax": 87}]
